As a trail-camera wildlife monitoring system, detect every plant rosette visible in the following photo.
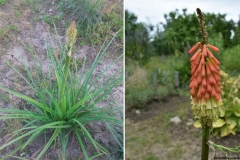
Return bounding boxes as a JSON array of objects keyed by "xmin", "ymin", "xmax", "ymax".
[{"xmin": 0, "ymin": 22, "xmax": 123, "ymax": 160}]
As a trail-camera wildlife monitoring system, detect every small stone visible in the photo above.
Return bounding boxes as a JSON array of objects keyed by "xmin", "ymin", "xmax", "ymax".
[
  {"xmin": 170, "ymin": 116, "xmax": 181, "ymax": 123},
  {"xmin": 186, "ymin": 121, "xmax": 193, "ymax": 126},
  {"xmin": 135, "ymin": 109, "xmax": 140, "ymax": 114}
]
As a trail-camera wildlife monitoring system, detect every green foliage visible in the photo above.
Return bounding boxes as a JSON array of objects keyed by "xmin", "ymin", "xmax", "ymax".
[
  {"xmin": 59, "ymin": 0, "xmax": 123, "ymax": 45},
  {"xmin": 125, "ymin": 59, "xmax": 174, "ymax": 110},
  {"xmin": 213, "ymin": 71, "xmax": 240, "ymax": 137},
  {"xmin": 152, "ymin": 9, "xmax": 237, "ymax": 56},
  {"xmin": 0, "ymin": 0, "xmax": 5, "ymax": 5},
  {"xmin": 125, "ymin": 10, "xmax": 154, "ymax": 65},
  {"xmin": 172, "ymin": 52, "xmax": 191, "ymax": 87},
  {"xmin": 0, "ymin": 27, "xmax": 123, "ymax": 159},
  {"xmin": 221, "ymin": 44, "xmax": 240, "ymax": 76}
]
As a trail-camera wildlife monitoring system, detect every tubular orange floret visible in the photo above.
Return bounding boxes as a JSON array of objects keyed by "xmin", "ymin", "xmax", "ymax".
[
  {"xmin": 196, "ymin": 63, "xmax": 203, "ymax": 74},
  {"xmin": 208, "ymin": 75, "xmax": 216, "ymax": 85},
  {"xmin": 191, "ymin": 88, "xmax": 196, "ymax": 97},
  {"xmin": 214, "ymin": 85, "xmax": 221, "ymax": 94},
  {"xmin": 190, "ymin": 49, "xmax": 201, "ymax": 62},
  {"xmin": 206, "ymin": 84, "xmax": 212, "ymax": 93},
  {"xmin": 193, "ymin": 79, "xmax": 199, "ymax": 88},
  {"xmin": 189, "ymin": 42, "xmax": 201, "ymax": 54},
  {"xmin": 209, "ymin": 58, "xmax": 220, "ymax": 71},
  {"xmin": 211, "ymin": 88, "xmax": 219, "ymax": 100},
  {"xmin": 200, "ymin": 85, "xmax": 206, "ymax": 94},
  {"xmin": 201, "ymin": 66, "xmax": 206, "ymax": 77},
  {"xmin": 192, "ymin": 51, "xmax": 202, "ymax": 65},
  {"xmin": 189, "ymin": 80, "xmax": 194, "ymax": 88},
  {"xmin": 206, "ymin": 63, "xmax": 211, "ymax": 75},
  {"xmin": 202, "ymin": 45, "xmax": 207, "ymax": 57},
  {"xmin": 201, "ymin": 55, "xmax": 205, "ymax": 65},
  {"xmin": 202, "ymin": 77, "xmax": 207, "ymax": 87},
  {"xmin": 207, "ymin": 59, "xmax": 218, "ymax": 73},
  {"xmin": 197, "ymin": 89, "xmax": 202, "ymax": 98},
  {"xmin": 212, "ymin": 73, "xmax": 220, "ymax": 82},
  {"xmin": 207, "ymin": 44, "xmax": 220, "ymax": 52},
  {"xmin": 197, "ymin": 73, "xmax": 202, "ymax": 85},
  {"xmin": 206, "ymin": 48, "xmax": 214, "ymax": 59},
  {"xmin": 204, "ymin": 92, "xmax": 210, "ymax": 100},
  {"xmin": 213, "ymin": 57, "xmax": 220, "ymax": 65}
]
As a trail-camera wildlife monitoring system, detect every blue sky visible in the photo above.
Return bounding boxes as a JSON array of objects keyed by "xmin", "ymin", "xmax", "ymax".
[{"xmin": 125, "ymin": 0, "xmax": 240, "ymax": 26}]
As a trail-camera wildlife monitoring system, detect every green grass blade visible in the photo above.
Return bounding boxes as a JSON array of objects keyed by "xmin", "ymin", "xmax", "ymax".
[
  {"xmin": 35, "ymin": 128, "xmax": 60, "ymax": 160},
  {"xmin": 0, "ymin": 86, "xmax": 53, "ymax": 114}
]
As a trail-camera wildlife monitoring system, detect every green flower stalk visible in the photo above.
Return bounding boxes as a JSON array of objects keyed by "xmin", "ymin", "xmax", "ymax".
[
  {"xmin": 59, "ymin": 21, "xmax": 77, "ymax": 117},
  {"xmin": 189, "ymin": 8, "xmax": 222, "ymax": 160}
]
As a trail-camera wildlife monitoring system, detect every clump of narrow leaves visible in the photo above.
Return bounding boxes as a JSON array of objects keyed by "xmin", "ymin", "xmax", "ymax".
[{"xmin": 0, "ymin": 22, "xmax": 123, "ymax": 159}]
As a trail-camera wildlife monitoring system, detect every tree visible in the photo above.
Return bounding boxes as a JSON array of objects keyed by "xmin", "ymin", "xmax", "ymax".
[
  {"xmin": 125, "ymin": 10, "xmax": 153, "ymax": 65},
  {"xmin": 152, "ymin": 9, "xmax": 237, "ymax": 55}
]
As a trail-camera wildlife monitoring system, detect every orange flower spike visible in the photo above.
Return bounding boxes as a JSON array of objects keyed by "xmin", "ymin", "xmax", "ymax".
[
  {"xmin": 202, "ymin": 45, "xmax": 207, "ymax": 57},
  {"xmin": 207, "ymin": 44, "xmax": 220, "ymax": 52},
  {"xmin": 190, "ymin": 49, "xmax": 201, "ymax": 63},
  {"xmin": 189, "ymin": 42, "xmax": 201, "ymax": 54}
]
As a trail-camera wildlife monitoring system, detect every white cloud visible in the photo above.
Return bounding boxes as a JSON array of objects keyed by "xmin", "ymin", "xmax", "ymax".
[{"xmin": 125, "ymin": 0, "xmax": 240, "ymax": 25}]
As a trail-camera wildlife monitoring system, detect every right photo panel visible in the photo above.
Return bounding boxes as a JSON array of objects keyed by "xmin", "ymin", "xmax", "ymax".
[{"xmin": 125, "ymin": 0, "xmax": 240, "ymax": 160}]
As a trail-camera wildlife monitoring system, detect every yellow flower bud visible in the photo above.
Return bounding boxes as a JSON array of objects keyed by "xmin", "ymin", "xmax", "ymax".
[{"xmin": 65, "ymin": 21, "xmax": 77, "ymax": 56}]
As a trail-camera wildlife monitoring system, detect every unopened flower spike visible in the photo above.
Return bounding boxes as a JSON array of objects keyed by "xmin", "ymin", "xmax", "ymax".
[
  {"xmin": 65, "ymin": 21, "xmax": 77, "ymax": 56},
  {"xmin": 189, "ymin": 8, "xmax": 222, "ymax": 129}
]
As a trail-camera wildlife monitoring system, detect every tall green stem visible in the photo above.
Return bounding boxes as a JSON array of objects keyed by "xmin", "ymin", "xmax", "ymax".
[
  {"xmin": 59, "ymin": 54, "xmax": 71, "ymax": 116},
  {"xmin": 201, "ymin": 126, "xmax": 210, "ymax": 160}
]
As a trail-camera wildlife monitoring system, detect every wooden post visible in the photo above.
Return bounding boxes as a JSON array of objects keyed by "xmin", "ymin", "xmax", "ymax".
[{"xmin": 174, "ymin": 71, "xmax": 179, "ymax": 88}]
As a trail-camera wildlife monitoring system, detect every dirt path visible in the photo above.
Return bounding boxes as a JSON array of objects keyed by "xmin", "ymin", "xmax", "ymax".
[
  {"xmin": 125, "ymin": 95, "xmax": 240, "ymax": 160},
  {"xmin": 0, "ymin": 1, "xmax": 123, "ymax": 159}
]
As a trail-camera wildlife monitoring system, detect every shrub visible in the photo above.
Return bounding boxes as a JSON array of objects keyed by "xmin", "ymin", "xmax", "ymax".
[{"xmin": 221, "ymin": 44, "xmax": 240, "ymax": 76}]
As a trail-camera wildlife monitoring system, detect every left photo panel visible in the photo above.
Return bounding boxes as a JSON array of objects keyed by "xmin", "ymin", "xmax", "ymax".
[{"xmin": 0, "ymin": 0, "xmax": 123, "ymax": 160}]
